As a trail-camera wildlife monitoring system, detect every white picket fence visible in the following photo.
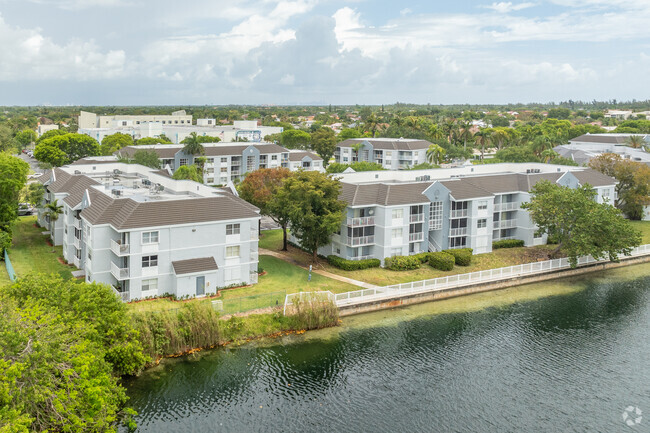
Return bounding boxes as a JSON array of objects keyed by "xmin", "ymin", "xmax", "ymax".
[{"xmin": 282, "ymin": 244, "xmax": 650, "ymax": 313}]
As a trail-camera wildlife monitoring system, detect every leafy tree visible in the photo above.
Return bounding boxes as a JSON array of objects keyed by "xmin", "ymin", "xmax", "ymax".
[
  {"xmin": 426, "ymin": 144, "xmax": 446, "ymax": 164},
  {"xmin": 22, "ymin": 182, "xmax": 45, "ymax": 207},
  {"xmin": 408, "ymin": 162, "xmax": 440, "ymax": 170},
  {"xmin": 521, "ymin": 180, "xmax": 640, "ymax": 266},
  {"xmin": 326, "ymin": 161, "xmax": 385, "ymax": 173},
  {"xmin": 337, "ymin": 128, "xmax": 362, "ymax": 141},
  {"xmin": 495, "ymin": 146, "xmax": 539, "ymax": 163},
  {"xmin": 132, "ymin": 149, "xmax": 161, "ymax": 168},
  {"xmin": 281, "ymin": 129, "xmax": 311, "ymax": 149},
  {"xmin": 0, "ymin": 154, "xmax": 29, "ymax": 233},
  {"xmin": 101, "ymin": 132, "xmax": 134, "ymax": 155},
  {"xmin": 589, "ymin": 153, "xmax": 650, "ymax": 219},
  {"xmin": 34, "ymin": 133, "xmax": 100, "ymax": 166},
  {"xmin": 172, "ymin": 165, "xmax": 203, "ymax": 183},
  {"xmin": 181, "ymin": 132, "xmax": 205, "ymax": 156},
  {"xmin": 238, "ymin": 168, "xmax": 292, "ymax": 250},
  {"xmin": 264, "ymin": 132, "xmax": 283, "ymax": 143},
  {"xmin": 276, "ymin": 171, "xmax": 346, "ymax": 261},
  {"xmin": 0, "ymin": 125, "xmax": 14, "ymax": 152},
  {"xmin": 136, "ymin": 136, "xmax": 172, "ymax": 145},
  {"xmin": 181, "ymin": 134, "xmax": 220, "ymax": 144},
  {"xmin": 310, "ymin": 127, "xmax": 337, "ymax": 167},
  {"xmin": 547, "ymin": 108, "xmax": 571, "ymax": 120},
  {"xmin": 35, "ymin": 128, "xmax": 66, "ymax": 143},
  {"xmin": 14, "ymin": 129, "xmax": 37, "ymax": 149}
]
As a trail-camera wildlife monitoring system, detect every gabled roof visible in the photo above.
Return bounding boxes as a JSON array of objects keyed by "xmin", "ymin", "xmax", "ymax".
[
  {"xmin": 572, "ymin": 169, "xmax": 618, "ymax": 187},
  {"xmin": 570, "ymin": 134, "xmax": 629, "ymax": 145},
  {"xmin": 337, "ymin": 138, "xmax": 432, "ymax": 151},
  {"xmin": 340, "ymin": 182, "xmax": 430, "ymax": 206},
  {"xmin": 288, "ymin": 151, "xmax": 323, "ymax": 162},
  {"xmin": 61, "ymin": 176, "xmax": 102, "ymax": 208},
  {"xmin": 172, "ymin": 257, "xmax": 218, "ymax": 275}
]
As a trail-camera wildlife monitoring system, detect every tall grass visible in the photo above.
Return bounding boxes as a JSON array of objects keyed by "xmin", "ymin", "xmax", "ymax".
[{"xmin": 131, "ymin": 298, "xmax": 339, "ymax": 361}]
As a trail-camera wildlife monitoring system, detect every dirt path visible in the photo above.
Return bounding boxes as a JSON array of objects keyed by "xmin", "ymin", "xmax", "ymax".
[{"xmin": 259, "ymin": 248, "xmax": 378, "ymax": 290}]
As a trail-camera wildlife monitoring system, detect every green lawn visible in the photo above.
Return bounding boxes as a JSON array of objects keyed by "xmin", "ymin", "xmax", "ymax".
[
  {"xmin": 629, "ymin": 221, "xmax": 650, "ymax": 243},
  {"xmin": 1, "ymin": 216, "xmax": 74, "ymax": 287},
  {"xmin": 128, "ymin": 255, "xmax": 357, "ymax": 314},
  {"xmin": 259, "ymin": 229, "xmax": 284, "ymax": 250}
]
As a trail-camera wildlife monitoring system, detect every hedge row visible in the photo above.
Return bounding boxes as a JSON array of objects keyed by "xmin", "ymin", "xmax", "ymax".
[
  {"xmin": 492, "ymin": 239, "xmax": 525, "ymax": 249},
  {"xmin": 384, "ymin": 255, "xmax": 421, "ymax": 271},
  {"xmin": 428, "ymin": 252, "xmax": 455, "ymax": 271},
  {"xmin": 443, "ymin": 248, "xmax": 473, "ymax": 266},
  {"xmin": 327, "ymin": 255, "xmax": 381, "ymax": 271}
]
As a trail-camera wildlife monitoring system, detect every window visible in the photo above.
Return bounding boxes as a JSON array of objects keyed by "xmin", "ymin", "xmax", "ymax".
[
  {"xmin": 226, "ymin": 246, "xmax": 240, "ymax": 258},
  {"xmin": 392, "ymin": 208, "xmax": 403, "ymax": 220},
  {"xmin": 429, "ymin": 201, "xmax": 442, "ymax": 230},
  {"xmin": 477, "ymin": 219, "xmax": 487, "ymax": 229},
  {"xmin": 207, "ymin": 178, "xmax": 214, "ymax": 184},
  {"xmin": 206, "ymin": 158, "xmax": 214, "ymax": 164},
  {"xmin": 206, "ymin": 168, "xmax": 214, "ymax": 174},
  {"xmin": 142, "ymin": 231, "xmax": 159, "ymax": 244},
  {"xmin": 179, "ymin": 158, "xmax": 188, "ymax": 166},
  {"xmin": 478, "ymin": 201, "xmax": 488, "ymax": 210},
  {"xmin": 226, "ymin": 223, "xmax": 240, "ymax": 235},
  {"xmin": 271, "ymin": 155, "xmax": 278, "ymax": 161},
  {"xmin": 392, "ymin": 228, "xmax": 402, "ymax": 239},
  {"xmin": 221, "ymin": 157, "xmax": 228, "ymax": 163},
  {"xmin": 391, "ymin": 247, "xmax": 402, "ymax": 257},
  {"xmin": 142, "ymin": 278, "xmax": 158, "ymax": 291},
  {"xmin": 221, "ymin": 167, "xmax": 228, "ymax": 173},
  {"xmin": 142, "ymin": 255, "xmax": 158, "ymax": 267}
]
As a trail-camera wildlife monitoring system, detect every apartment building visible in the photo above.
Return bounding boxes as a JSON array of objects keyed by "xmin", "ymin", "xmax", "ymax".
[
  {"xmin": 36, "ymin": 161, "xmax": 260, "ymax": 302},
  {"xmin": 334, "ymin": 138, "xmax": 432, "ymax": 169},
  {"xmin": 78, "ymin": 110, "xmax": 193, "ymax": 129},
  {"xmin": 117, "ymin": 144, "xmax": 324, "ymax": 185},
  {"xmin": 315, "ymin": 163, "xmax": 616, "ymax": 263}
]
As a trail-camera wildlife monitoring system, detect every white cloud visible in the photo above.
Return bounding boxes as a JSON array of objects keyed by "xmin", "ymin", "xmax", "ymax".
[
  {"xmin": 400, "ymin": 8, "xmax": 412, "ymax": 16},
  {"xmin": 483, "ymin": 2, "xmax": 536, "ymax": 13}
]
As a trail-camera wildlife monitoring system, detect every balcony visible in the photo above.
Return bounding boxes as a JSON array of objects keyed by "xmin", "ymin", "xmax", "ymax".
[
  {"xmin": 349, "ymin": 255, "xmax": 373, "ymax": 261},
  {"xmin": 72, "ymin": 218, "xmax": 81, "ymax": 229},
  {"xmin": 250, "ymin": 251, "xmax": 259, "ymax": 262},
  {"xmin": 449, "ymin": 227, "xmax": 468, "ymax": 237},
  {"xmin": 110, "ymin": 239, "xmax": 130, "ymax": 256},
  {"xmin": 250, "ymin": 229, "xmax": 259, "ymax": 240},
  {"xmin": 450, "ymin": 209, "xmax": 468, "ymax": 218},
  {"xmin": 409, "ymin": 232, "xmax": 424, "ymax": 242},
  {"xmin": 409, "ymin": 213, "xmax": 424, "ymax": 223},
  {"xmin": 494, "ymin": 202, "xmax": 519, "ymax": 212},
  {"xmin": 347, "ymin": 216, "xmax": 375, "ymax": 227},
  {"xmin": 111, "ymin": 262, "xmax": 130, "ymax": 280},
  {"xmin": 346, "ymin": 235, "xmax": 375, "ymax": 246},
  {"xmin": 494, "ymin": 219, "xmax": 516, "ymax": 229},
  {"xmin": 73, "ymin": 236, "xmax": 81, "ymax": 249}
]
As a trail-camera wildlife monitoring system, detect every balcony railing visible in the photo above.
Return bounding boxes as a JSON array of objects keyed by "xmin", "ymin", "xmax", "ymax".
[
  {"xmin": 449, "ymin": 227, "xmax": 468, "ymax": 237},
  {"xmin": 349, "ymin": 255, "xmax": 374, "ymax": 261},
  {"xmin": 72, "ymin": 218, "xmax": 81, "ymax": 229},
  {"xmin": 73, "ymin": 236, "xmax": 81, "ymax": 249},
  {"xmin": 347, "ymin": 216, "xmax": 375, "ymax": 227},
  {"xmin": 493, "ymin": 219, "xmax": 517, "ymax": 229},
  {"xmin": 251, "ymin": 229, "xmax": 259, "ymax": 240},
  {"xmin": 250, "ymin": 251, "xmax": 259, "ymax": 262},
  {"xmin": 494, "ymin": 202, "xmax": 519, "ymax": 212},
  {"xmin": 111, "ymin": 262, "xmax": 130, "ymax": 280},
  {"xmin": 409, "ymin": 232, "xmax": 424, "ymax": 242},
  {"xmin": 450, "ymin": 209, "xmax": 468, "ymax": 218},
  {"xmin": 110, "ymin": 239, "xmax": 130, "ymax": 256},
  {"xmin": 409, "ymin": 213, "xmax": 424, "ymax": 223},
  {"xmin": 347, "ymin": 235, "xmax": 375, "ymax": 246}
]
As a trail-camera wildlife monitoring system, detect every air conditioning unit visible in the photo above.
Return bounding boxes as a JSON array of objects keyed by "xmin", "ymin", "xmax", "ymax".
[
  {"xmin": 142, "ymin": 179, "xmax": 151, "ymax": 186},
  {"xmin": 74, "ymin": 170, "xmax": 81, "ymax": 174},
  {"xmin": 111, "ymin": 189, "xmax": 122, "ymax": 197}
]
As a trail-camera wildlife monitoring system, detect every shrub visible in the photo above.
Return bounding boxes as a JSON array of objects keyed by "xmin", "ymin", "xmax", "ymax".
[
  {"xmin": 327, "ymin": 255, "xmax": 381, "ymax": 271},
  {"xmin": 412, "ymin": 252, "xmax": 432, "ymax": 263},
  {"xmin": 384, "ymin": 255, "xmax": 421, "ymax": 271},
  {"xmin": 443, "ymin": 248, "xmax": 473, "ymax": 266},
  {"xmin": 428, "ymin": 252, "xmax": 455, "ymax": 271},
  {"xmin": 492, "ymin": 239, "xmax": 525, "ymax": 249}
]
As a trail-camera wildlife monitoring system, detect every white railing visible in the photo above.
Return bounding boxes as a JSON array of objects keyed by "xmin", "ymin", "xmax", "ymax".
[
  {"xmin": 251, "ymin": 229, "xmax": 259, "ymax": 240},
  {"xmin": 494, "ymin": 219, "xmax": 516, "ymax": 229},
  {"xmin": 251, "ymin": 251, "xmax": 259, "ymax": 262},
  {"xmin": 409, "ymin": 232, "xmax": 424, "ymax": 242},
  {"xmin": 495, "ymin": 202, "xmax": 519, "ymax": 212},
  {"xmin": 410, "ymin": 213, "xmax": 424, "ymax": 223},
  {"xmin": 449, "ymin": 227, "xmax": 467, "ymax": 237},
  {"xmin": 111, "ymin": 286, "xmax": 130, "ymax": 302},
  {"xmin": 111, "ymin": 262, "xmax": 130, "ymax": 280},
  {"xmin": 347, "ymin": 216, "xmax": 375, "ymax": 227},
  {"xmin": 110, "ymin": 239, "xmax": 130, "ymax": 255},
  {"xmin": 73, "ymin": 236, "xmax": 81, "ymax": 249},
  {"xmin": 450, "ymin": 209, "xmax": 468, "ymax": 218},
  {"xmin": 72, "ymin": 218, "xmax": 81, "ymax": 229},
  {"xmin": 332, "ymin": 244, "xmax": 650, "ymax": 307},
  {"xmin": 249, "ymin": 271, "xmax": 259, "ymax": 285},
  {"xmin": 428, "ymin": 239, "xmax": 441, "ymax": 252},
  {"xmin": 347, "ymin": 235, "xmax": 375, "ymax": 246},
  {"xmin": 349, "ymin": 255, "xmax": 373, "ymax": 261}
]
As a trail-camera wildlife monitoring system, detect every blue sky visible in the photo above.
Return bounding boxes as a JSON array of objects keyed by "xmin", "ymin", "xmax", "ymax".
[{"xmin": 0, "ymin": 0, "xmax": 648, "ymax": 105}]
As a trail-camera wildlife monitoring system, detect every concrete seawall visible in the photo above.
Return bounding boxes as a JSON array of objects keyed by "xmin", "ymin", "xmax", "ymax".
[{"xmin": 338, "ymin": 255, "xmax": 650, "ymax": 317}]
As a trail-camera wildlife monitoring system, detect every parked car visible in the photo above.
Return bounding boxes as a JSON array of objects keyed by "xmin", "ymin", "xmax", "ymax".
[
  {"xmin": 18, "ymin": 203, "xmax": 34, "ymax": 216},
  {"xmin": 28, "ymin": 173, "xmax": 43, "ymax": 179}
]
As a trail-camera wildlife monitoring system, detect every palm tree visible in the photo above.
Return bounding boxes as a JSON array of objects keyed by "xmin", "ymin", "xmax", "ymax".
[
  {"xmin": 182, "ymin": 132, "xmax": 206, "ymax": 156},
  {"xmin": 531, "ymin": 136, "xmax": 553, "ymax": 157},
  {"xmin": 426, "ymin": 144, "xmax": 446, "ymax": 165},
  {"xmin": 458, "ymin": 120, "xmax": 473, "ymax": 150},
  {"xmin": 540, "ymin": 149, "xmax": 558, "ymax": 163},
  {"xmin": 474, "ymin": 130, "xmax": 491, "ymax": 160},
  {"xmin": 626, "ymin": 135, "xmax": 645, "ymax": 149},
  {"xmin": 490, "ymin": 128, "xmax": 509, "ymax": 150},
  {"xmin": 364, "ymin": 113, "xmax": 379, "ymax": 138},
  {"xmin": 45, "ymin": 199, "xmax": 63, "ymax": 247},
  {"xmin": 351, "ymin": 142, "xmax": 364, "ymax": 162}
]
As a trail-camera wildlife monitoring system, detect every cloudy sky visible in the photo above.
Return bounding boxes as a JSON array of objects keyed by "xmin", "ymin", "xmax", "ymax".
[{"xmin": 0, "ymin": 0, "xmax": 648, "ymax": 105}]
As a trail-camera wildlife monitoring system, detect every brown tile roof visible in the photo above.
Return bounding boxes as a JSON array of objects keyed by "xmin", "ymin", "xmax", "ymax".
[
  {"xmin": 570, "ymin": 134, "xmax": 629, "ymax": 145},
  {"xmin": 203, "ymin": 143, "xmax": 287, "ymax": 156},
  {"xmin": 61, "ymin": 176, "xmax": 102, "ymax": 207},
  {"xmin": 46, "ymin": 169, "xmax": 75, "ymax": 192},
  {"xmin": 440, "ymin": 179, "xmax": 494, "ymax": 200},
  {"xmin": 337, "ymin": 138, "xmax": 432, "ymax": 151},
  {"xmin": 81, "ymin": 195, "xmax": 259, "ymax": 229},
  {"xmin": 340, "ymin": 182, "xmax": 430, "ymax": 206},
  {"xmin": 571, "ymin": 168, "xmax": 617, "ymax": 187},
  {"xmin": 172, "ymin": 257, "xmax": 218, "ymax": 275},
  {"xmin": 288, "ymin": 151, "xmax": 323, "ymax": 162}
]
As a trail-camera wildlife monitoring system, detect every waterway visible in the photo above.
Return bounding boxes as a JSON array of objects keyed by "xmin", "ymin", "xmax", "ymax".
[{"xmin": 123, "ymin": 264, "xmax": 650, "ymax": 432}]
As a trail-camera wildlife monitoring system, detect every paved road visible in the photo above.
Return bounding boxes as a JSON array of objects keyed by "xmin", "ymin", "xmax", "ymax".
[{"xmin": 16, "ymin": 152, "xmax": 42, "ymax": 174}]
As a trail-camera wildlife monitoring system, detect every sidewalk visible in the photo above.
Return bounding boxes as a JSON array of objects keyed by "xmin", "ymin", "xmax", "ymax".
[{"xmin": 259, "ymin": 248, "xmax": 378, "ymax": 290}]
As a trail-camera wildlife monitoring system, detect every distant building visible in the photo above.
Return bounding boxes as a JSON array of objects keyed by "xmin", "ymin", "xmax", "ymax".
[
  {"xmin": 335, "ymin": 138, "xmax": 432, "ymax": 169},
  {"xmin": 78, "ymin": 110, "xmax": 193, "ymax": 129},
  {"xmin": 37, "ymin": 124, "xmax": 59, "ymax": 137},
  {"xmin": 603, "ymin": 110, "xmax": 633, "ymax": 120},
  {"xmin": 553, "ymin": 133, "xmax": 650, "ymax": 166}
]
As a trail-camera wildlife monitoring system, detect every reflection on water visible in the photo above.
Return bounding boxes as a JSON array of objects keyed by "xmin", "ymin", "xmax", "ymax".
[{"xmin": 123, "ymin": 264, "xmax": 650, "ymax": 432}]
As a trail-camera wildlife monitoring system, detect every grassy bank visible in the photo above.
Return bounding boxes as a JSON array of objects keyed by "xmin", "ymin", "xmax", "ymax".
[{"xmin": 130, "ymin": 297, "xmax": 338, "ymax": 362}]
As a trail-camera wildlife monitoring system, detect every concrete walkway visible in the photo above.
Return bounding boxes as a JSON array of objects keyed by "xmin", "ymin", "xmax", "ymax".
[{"xmin": 259, "ymin": 248, "xmax": 378, "ymax": 290}]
